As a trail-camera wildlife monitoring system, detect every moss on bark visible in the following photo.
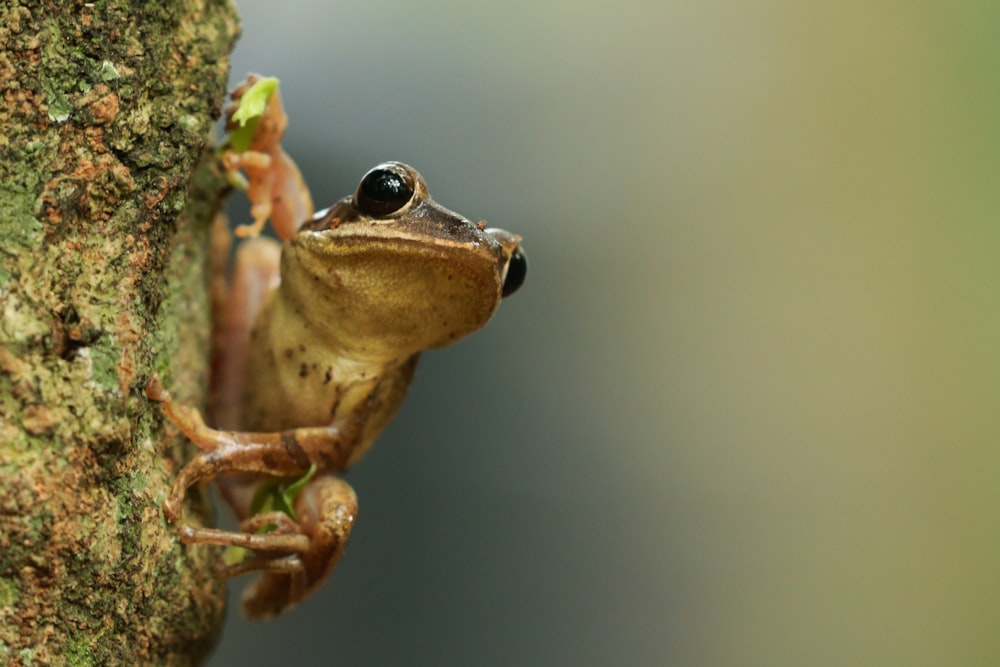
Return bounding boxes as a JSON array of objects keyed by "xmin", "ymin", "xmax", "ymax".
[{"xmin": 0, "ymin": 1, "xmax": 240, "ymax": 664}]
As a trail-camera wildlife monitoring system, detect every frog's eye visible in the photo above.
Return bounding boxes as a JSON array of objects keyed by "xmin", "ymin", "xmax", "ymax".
[
  {"xmin": 356, "ymin": 163, "xmax": 416, "ymax": 217},
  {"xmin": 501, "ymin": 246, "xmax": 527, "ymax": 297}
]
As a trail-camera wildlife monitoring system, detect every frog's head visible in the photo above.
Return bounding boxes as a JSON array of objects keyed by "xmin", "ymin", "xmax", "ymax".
[{"xmin": 282, "ymin": 162, "xmax": 526, "ymax": 359}]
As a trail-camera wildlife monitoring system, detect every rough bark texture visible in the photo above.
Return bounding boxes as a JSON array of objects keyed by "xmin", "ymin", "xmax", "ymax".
[{"xmin": 0, "ymin": 1, "xmax": 239, "ymax": 664}]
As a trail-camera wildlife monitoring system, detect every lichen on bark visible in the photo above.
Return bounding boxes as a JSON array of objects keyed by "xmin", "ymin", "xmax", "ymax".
[{"xmin": 0, "ymin": 1, "xmax": 240, "ymax": 664}]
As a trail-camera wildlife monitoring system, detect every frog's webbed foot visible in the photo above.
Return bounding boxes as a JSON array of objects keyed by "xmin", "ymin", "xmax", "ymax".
[{"xmin": 179, "ymin": 477, "xmax": 359, "ymax": 620}]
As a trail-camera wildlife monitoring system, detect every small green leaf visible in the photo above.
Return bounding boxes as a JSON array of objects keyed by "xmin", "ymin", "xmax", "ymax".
[
  {"xmin": 227, "ymin": 464, "xmax": 318, "ymax": 565},
  {"xmin": 222, "ymin": 545, "xmax": 251, "ymax": 566},
  {"xmin": 227, "ymin": 77, "xmax": 280, "ymax": 153},
  {"xmin": 231, "ymin": 77, "xmax": 279, "ymax": 125},
  {"xmin": 249, "ymin": 464, "xmax": 318, "ymax": 521},
  {"xmin": 281, "ymin": 464, "xmax": 318, "ymax": 509}
]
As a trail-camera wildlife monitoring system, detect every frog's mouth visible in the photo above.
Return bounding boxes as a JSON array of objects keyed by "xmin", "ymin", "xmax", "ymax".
[
  {"xmin": 292, "ymin": 226, "xmax": 508, "ymax": 283},
  {"xmin": 283, "ymin": 227, "xmax": 508, "ymax": 354}
]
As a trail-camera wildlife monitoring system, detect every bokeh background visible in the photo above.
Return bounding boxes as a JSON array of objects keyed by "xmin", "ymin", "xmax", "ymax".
[{"xmin": 209, "ymin": 1, "xmax": 999, "ymax": 665}]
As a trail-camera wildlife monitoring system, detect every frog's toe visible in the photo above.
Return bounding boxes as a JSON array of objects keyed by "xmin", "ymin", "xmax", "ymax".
[{"xmin": 145, "ymin": 374, "xmax": 167, "ymax": 402}]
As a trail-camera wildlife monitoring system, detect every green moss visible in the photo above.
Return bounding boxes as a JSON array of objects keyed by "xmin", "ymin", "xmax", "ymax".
[
  {"xmin": 86, "ymin": 341, "xmax": 120, "ymax": 393},
  {"xmin": 0, "ymin": 577, "xmax": 19, "ymax": 607},
  {"xmin": 111, "ymin": 477, "xmax": 143, "ymax": 559},
  {"xmin": 1, "ymin": 0, "xmax": 237, "ymax": 661},
  {"xmin": 97, "ymin": 60, "xmax": 121, "ymax": 81},
  {"xmin": 0, "ymin": 185, "xmax": 43, "ymax": 254},
  {"xmin": 42, "ymin": 80, "xmax": 74, "ymax": 123},
  {"xmin": 65, "ymin": 636, "xmax": 93, "ymax": 666}
]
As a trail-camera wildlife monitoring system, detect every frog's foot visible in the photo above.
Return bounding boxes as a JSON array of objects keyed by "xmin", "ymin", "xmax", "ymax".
[
  {"xmin": 236, "ymin": 201, "xmax": 273, "ymax": 239},
  {"xmin": 178, "ymin": 511, "xmax": 311, "ymax": 615},
  {"xmin": 222, "ymin": 148, "xmax": 272, "ymax": 173},
  {"xmin": 181, "ymin": 477, "xmax": 359, "ymax": 620},
  {"xmin": 222, "ymin": 149, "xmax": 274, "ymax": 238},
  {"xmin": 179, "ymin": 511, "xmax": 311, "ymax": 557},
  {"xmin": 243, "ymin": 475, "xmax": 358, "ymax": 619},
  {"xmin": 146, "ymin": 375, "xmax": 211, "ymax": 442}
]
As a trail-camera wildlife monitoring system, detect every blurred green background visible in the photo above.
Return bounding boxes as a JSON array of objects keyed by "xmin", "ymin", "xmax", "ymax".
[{"xmin": 210, "ymin": 1, "xmax": 1000, "ymax": 665}]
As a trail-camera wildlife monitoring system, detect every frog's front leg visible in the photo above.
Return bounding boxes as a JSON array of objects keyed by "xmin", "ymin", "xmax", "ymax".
[
  {"xmin": 146, "ymin": 376, "xmax": 353, "ymax": 520},
  {"xmin": 147, "ymin": 376, "xmax": 359, "ymax": 617},
  {"xmin": 210, "ymin": 236, "xmax": 282, "ymax": 431}
]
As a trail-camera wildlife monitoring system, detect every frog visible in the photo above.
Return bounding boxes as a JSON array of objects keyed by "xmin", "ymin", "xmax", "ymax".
[{"xmin": 146, "ymin": 78, "xmax": 527, "ymax": 620}]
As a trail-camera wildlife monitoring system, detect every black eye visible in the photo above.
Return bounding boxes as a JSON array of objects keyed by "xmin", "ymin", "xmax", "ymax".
[
  {"xmin": 502, "ymin": 246, "xmax": 527, "ymax": 297},
  {"xmin": 356, "ymin": 163, "xmax": 416, "ymax": 217}
]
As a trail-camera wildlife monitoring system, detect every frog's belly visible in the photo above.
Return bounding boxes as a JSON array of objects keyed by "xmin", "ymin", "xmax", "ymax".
[
  {"xmin": 239, "ymin": 298, "xmax": 420, "ymax": 464},
  {"xmin": 241, "ymin": 349, "xmax": 350, "ymax": 432},
  {"xmin": 244, "ymin": 357, "xmax": 419, "ymax": 471}
]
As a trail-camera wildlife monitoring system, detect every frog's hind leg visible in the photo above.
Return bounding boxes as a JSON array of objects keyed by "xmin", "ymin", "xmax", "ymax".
[
  {"xmin": 206, "ymin": 235, "xmax": 282, "ymax": 520},
  {"xmin": 209, "ymin": 236, "xmax": 281, "ymax": 431},
  {"xmin": 241, "ymin": 475, "xmax": 358, "ymax": 619},
  {"xmin": 169, "ymin": 473, "xmax": 359, "ymax": 620}
]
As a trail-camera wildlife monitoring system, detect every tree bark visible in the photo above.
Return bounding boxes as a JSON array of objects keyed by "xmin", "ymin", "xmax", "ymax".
[{"xmin": 0, "ymin": 1, "xmax": 239, "ymax": 664}]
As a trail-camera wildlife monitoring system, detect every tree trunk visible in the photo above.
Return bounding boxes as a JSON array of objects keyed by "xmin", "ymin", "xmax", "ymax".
[{"xmin": 0, "ymin": 1, "xmax": 239, "ymax": 664}]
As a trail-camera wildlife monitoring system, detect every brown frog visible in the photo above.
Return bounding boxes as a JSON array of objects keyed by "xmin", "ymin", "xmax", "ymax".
[{"xmin": 147, "ymin": 79, "xmax": 526, "ymax": 619}]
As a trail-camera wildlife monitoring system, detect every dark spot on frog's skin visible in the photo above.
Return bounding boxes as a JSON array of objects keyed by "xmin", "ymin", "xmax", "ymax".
[
  {"xmin": 318, "ymin": 441, "xmax": 348, "ymax": 471},
  {"xmin": 329, "ymin": 397, "xmax": 341, "ymax": 416},
  {"xmin": 299, "ymin": 344, "xmax": 306, "ymax": 353},
  {"xmin": 324, "ymin": 367, "xmax": 333, "ymax": 384},
  {"xmin": 299, "ymin": 363, "xmax": 308, "ymax": 378},
  {"xmin": 284, "ymin": 348, "xmax": 294, "ymax": 360},
  {"xmin": 317, "ymin": 449, "xmax": 335, "ymax": 469},
  {"xmin": 280, "ymin": 431, "xmax": 311, "ymax": 468},
  {"xmin": 364, "ymin": 390, "xmax": 383, "ymax": 412}
]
